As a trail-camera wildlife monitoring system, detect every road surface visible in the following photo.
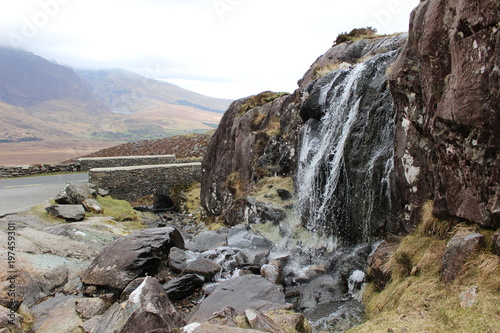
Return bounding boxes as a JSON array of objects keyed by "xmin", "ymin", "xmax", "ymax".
[{"xmin": 0, "ymin": 173, "xmax": 88, "ymax": 216}]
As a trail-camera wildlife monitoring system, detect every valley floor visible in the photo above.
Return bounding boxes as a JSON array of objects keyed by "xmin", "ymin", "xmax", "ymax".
[{"xmin": 0, "ymin": 141, "xmax": 120, "ymax": 166}]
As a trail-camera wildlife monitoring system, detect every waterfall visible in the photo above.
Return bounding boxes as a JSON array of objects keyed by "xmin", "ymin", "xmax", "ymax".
[{"xmin": 296, "ymin": 50, "xmax": 400, "ymax": 246}]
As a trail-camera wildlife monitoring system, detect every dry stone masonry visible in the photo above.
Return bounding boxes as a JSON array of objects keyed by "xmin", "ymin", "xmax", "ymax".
[
  {"xmin": 78, "ymin": 154, "xmax": 176, "ymax": 170},
  {"xmin": 89, "ymin": 162, "xmax": 202, "ymax": 202}
]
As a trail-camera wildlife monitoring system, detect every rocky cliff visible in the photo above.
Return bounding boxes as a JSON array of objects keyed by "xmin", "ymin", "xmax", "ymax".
[
  {"xmin": 201, "ymin": 0, "xmax": 499, "ymax": 238},
  {"xmin": 390, "ymin": 0, "xmax": 499, "ymax": 229}
]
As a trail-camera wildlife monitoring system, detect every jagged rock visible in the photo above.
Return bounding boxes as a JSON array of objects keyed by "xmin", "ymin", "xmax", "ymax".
[
  {"xmin": 45, "ymin": 205, "xmax": 85, "ymax": 222},
  {"xmin": 92, "ymin": 277, "xmax": 184, "ymax": 333},
  {"xmin": 186, "ymin": 275, "xmax": 287, "ymax": 323},
  {"xmin": 186, "ymin": 230, "xmax": 228, "ymax": 252},
  {"xmin": 119, "ymin": 278, "xmax": 146, "ymax": 302},
  {"xmin": 97, "ymin": 188, "xmax": 109, "ymax": 197},
  {"xmin": 54, "ymin": 183, "xmax": 85, "ymax": 204},
  {"xmin": 492, "ymin": 231, "xmax": 500, "ymax": 256},
  {"xmin": 81, "ymin": 227, "xmax": 184, "ymax": 290},
  {"xmin": 227, "ymin": 225, "xmax": 274, "ymax": 266},
  {"xmin": 200, "ymin": 91, "xmax": 300, "ymax": 225},
  {"xmin": 181, "ymin": 258, "xmax": 221, "ymax": 280},
  {"xmin": 75, "ymin": 297, "xmax": 109, "ymax": 319},
  {"xmin": 442, "ymin": 232, "xmax": 485, "ymax": 283},
  {"xmin": 245, "ymin": 308, "xmax": 287, "ymax": 333},
  {"xmin": 80, "ymin": 315, "xmax": 101, "ymax": 333},
  {"xmin": 180, "ymin": 323, "xmax": 264, "ymax": 333},
  {"xmin": 163, "ymin": 274, "xmax": 204, "ymax": 300},
  {"xmin": 168, "ymin": 247, "xmax": 198, "ymax": 272},
  {"xmin": 207, "ymin": 306, "xmax": 239, "ymax": 327},
  {"xmin": 390, "ymin": 0, "xmax": 500, "ymax": 229},
  {"xmin": 82, "ymin": 198, "xmax": 103, "ymax": 214},
  {"xmin": 366, "ymin": 241, "xmax": 399, "ymax": 290}
]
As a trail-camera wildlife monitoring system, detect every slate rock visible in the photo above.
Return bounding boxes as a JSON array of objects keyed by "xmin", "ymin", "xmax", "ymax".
[
  {"xmin": 186, "ymin": 275, "xmax": 286, "ymax": 323},
  {"xmin": 163, "ymin": 274, "xmax": 205, "ymax": 301},
  {"xmin": 227, "ymin": 225, "xmax": 273, "ymax": 265},
  {"xmin": 186, "ymin": 230, "xmax": 228, "ymax": 252},
  {"xmin": 92, "ymin": 277, "xmax": 184, "ymax": 333},
  {"xmin": 31, "ymin": 294, "xmax": 83, "ymax": 333},
  {"xmin": 168, "ymin": 247, "xmax": 198, "ymax": 273},
  {"xmin": 442, "ymin": 232, "xmax": 485, "ymax": 283},
  {"xmin": 181, "ymin": 258, "xmax": 221, "ymax": 279},
  {"xmin": 45, "ymin": 204, "xmax": 85, "ymax": 222},
  {"xmin": 82, "ymin": 227, "xmax": 184, "ymax": 290},
  {"xmin": 54, "ymin": 183, "xmax": 85, "ymax": 204}
]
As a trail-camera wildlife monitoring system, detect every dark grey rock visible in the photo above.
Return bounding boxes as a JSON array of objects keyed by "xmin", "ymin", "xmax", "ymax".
[
  {"xmin": 181, "ymin": 258, "xmax": 221, "ymax": 280},
  {"xmin": 276, "ymin": 189, "xmax": 292, "ymax": 200},
  {"xmin": 81, "ymin": 227, "xmax": 184, "ymax": 290},
  {"xmin": 163, "ymin": 274, "xmax": 204, "ymax": 300},
  {"xmin": 186, "ymin": 275, "xmax": 286, "ymax": 323},
  {"xmin": 227, "ymin": 225, "xmax": 273, "ymax": 265},
  {"xmin": 92, "ymin": 277, "xmax": 184, "ymax": 333},
  {"xmin": 186, "ymin": 230, "xmax": 228, "ymax": 252},
  {"xmin": 54, "ymin": 183, "xmax": 85, "ymax": 204},
  {"xmin": 168, "ymin": 247, "xmax": 198, "ymax": 273},
  {"xmin": 45, "ymin": 204, "xmax": 85, "ymax": 222},
  {"xmin": 492, "ymin": 231, "xmax": 500, "ymax": 256}
]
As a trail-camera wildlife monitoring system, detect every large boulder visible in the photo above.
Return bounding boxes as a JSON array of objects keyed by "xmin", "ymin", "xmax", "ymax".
[
  {"xmin": 31, "ymin": 295, "xmax": 83, "ymax": 333},
  {"xmin": 81, "ymin": 227, "xmax": 184, "ymax": 290},
  {"xmin": 390, "ymin": 0, "xmax": 499, "ymax": 229},
  {"xmin": 92, "ymin": 276, "xmax": 184, "ymax": 333},
  {"xmin": 442, "ymin": 232, "xmax": 485, "ymax": 283},
  {"xmin": 186, "ymin": 275, "xmax": 286, "ymax": 323}
]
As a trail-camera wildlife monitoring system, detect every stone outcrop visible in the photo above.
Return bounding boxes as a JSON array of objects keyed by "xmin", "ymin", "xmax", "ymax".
[
  {"xmin": 185, "ymin": 275, "xmax": 287, "ymax": 323},
  {"xmin": 45, "ymin": 204, "xmax": 86, "ymax": 222},
  {"xmin": 92, "ymin": 277, "xmax": 184, "ymax": 333},
  {"xmin": 390, "ymin": 0, "xmax": 499, "ymax": 229},
  {"xmin": 200, "ymin": 91, "xmax": 302, "ymax": 224},
  {"xmin": 81, "ymin": 227, "xmax": 184, "ymax": 290}
]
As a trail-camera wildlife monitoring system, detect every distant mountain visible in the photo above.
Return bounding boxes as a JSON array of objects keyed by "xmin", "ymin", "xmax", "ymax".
[
  {"xmin": 0, "ymin": 46, "xmax": 109, "ymax": 116},
  {"xmin": 76, "ymin": 69, "xmax": 232, "ymax": 114},
  {"xmin": 0, "ymin": 47, "xmax": 231, "ymax": 163}
]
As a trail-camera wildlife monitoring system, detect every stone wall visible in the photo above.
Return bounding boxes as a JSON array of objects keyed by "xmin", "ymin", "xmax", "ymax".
[
  {"xmin": 0, "ymin": 163, "xmax": 81, "ymax": 178},
  {"xmin": 78, "ymin": 155, "xmax": 176, "ymax": 170},
  {"xmin": 89, "ymin": 162, "xmax": 202, "ymax": 202}
]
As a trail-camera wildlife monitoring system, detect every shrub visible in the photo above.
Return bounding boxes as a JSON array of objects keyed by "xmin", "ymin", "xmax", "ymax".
[{"xmin": 335, "ymin": 27, "xmax": 377, "ymax": 45}]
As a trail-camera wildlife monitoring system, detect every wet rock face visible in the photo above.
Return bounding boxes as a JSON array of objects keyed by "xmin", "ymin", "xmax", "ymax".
[
  {"xmin": 390, "ymin": 0, "xmax": 500, "ymax": 229},
  {"xmin": 200, "ymin": 93, "xmax": 301, "ymax": 222}
]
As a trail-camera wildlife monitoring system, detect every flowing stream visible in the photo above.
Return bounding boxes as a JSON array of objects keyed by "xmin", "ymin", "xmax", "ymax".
[{"xmin": 281, "ymin": 48, "xmax": 402, "ymax": 332}]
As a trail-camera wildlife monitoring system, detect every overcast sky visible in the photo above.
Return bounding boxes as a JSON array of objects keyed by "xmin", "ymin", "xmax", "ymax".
[{"xmin": 0, "ymin": 0, "xmax": 418, "ymax": 99}]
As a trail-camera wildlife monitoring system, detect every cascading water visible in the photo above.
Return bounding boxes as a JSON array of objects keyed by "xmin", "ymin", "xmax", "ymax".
[
  {"xmin": 296, "ymin": 50, "xmax": 401, "ymax": 246},
  {"xmin": 277, "ymin": 46, "xmax": 403, "ymax": 332}
]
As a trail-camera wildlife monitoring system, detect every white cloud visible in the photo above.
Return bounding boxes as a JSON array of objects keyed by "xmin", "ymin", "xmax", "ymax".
[{"xmin": 0, "ymin": 0, "xmax": 419, "ymax": 99}]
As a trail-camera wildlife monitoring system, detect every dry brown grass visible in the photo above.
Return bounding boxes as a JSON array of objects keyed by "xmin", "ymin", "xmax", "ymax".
[{"xmin": 350, "ymin": 201, "xmax": 500, "ymax": 333}]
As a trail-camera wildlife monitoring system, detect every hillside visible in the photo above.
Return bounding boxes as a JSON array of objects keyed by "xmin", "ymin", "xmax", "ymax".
[
  {"xmin": 0, "ymin": 47, "xmax": 232, "ymax": 165},
  {"xmin": 80, "ymin": 132, "xmax": 213, "ymax": 159},
  {"xmin": 76, "ymin": 69, "xmax": 231, "ymax": 114}
]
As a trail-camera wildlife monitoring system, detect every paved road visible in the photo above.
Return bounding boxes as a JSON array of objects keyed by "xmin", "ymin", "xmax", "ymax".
[{"xmin": 0, "ymin": 173, "xmax": 88, "ymax": 216}]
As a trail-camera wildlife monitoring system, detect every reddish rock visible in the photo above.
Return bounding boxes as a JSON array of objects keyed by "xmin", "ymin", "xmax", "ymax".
[
  {"xmin": 390, "ymin": 0, "xmax": 499, "ymax": 229},
  {"xmin": 442, "ymin": 233, "xmax": 485, "ymax": 283}
]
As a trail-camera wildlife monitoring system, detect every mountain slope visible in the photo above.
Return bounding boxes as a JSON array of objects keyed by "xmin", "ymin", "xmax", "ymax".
[
  {"xmin": 0, "ymin": 47, "xmax": 109, "ymax": 116},
  {"xmin": 76, "ymin": 69, "xmax": 232, "ymax": 114}
]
